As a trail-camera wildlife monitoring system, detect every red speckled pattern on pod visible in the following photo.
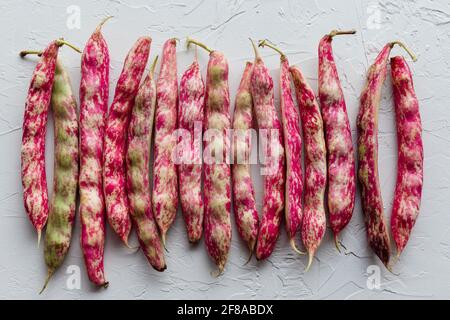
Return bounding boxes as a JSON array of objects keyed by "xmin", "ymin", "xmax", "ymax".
[
  {"xmin": 390, "ymin": 56, "xmax": 423, "ymax": 257},
  {"xmin": 178, "ymin": 59, "xmax": 205, "ymax": 243},
  {"xmin": 203, "ymin": 51, "xmax": 232, "ymax": 273},
  {"xmin": 232, "ymin": 62, "xmax": 259, "ymax": 252},
  {"xmin": 290, "ymin": 66, "xmax": 327, "ymax": 265},
  {"xmin": 79, "ymin": 24, "xmax": 110, "ymax": 286},
  {"xmin": 103, "ymin": 37, "xmax": 151, "ymax": 245},
  {"xmin": 153, "ymin": 39, "xmax": 179, "ymax": 244},
  {"xmin": 21, "ymin": 41, "xmax": 59, "ymax": 236},
  {"xmin": 357, "ymin": 44, "xmax": 392, "ymax": 267},
  {"xmin": 251, "ymin": 55, "xmax": 285, "ymax": 261},
  {"xmin": 126, "ymin": 65, "xmax": 166, "ymax": 271},
  {"xmin": 318, "ymin": 35, "xmax": 356, "ymax": 241},
  {"xmin": 279, "ymin": 57, "xmax": 303, "ymax": 245}
]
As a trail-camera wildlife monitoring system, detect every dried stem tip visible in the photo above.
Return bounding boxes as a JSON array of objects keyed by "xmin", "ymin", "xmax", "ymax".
[
  {"xmin": 390, "ymin": 41, "xmax": 417, "ymax": 62},
  {"xmin": 258, "ymin": 39, "xmax": 286, "ymax": 59},
  {"xmin": 151, "ymin": 55, "xmax": 159, "ymax": 74},
  {"xmin": 56, "ymin": 39, "xmax": 82, "ymax": 53},
  {"xmin": 328, "ymin": 30, "xmax": 357, "ymax": 37},
  {"xmin": 186, "ymin": 37, "xmax": 213, "ymax": 53},
  {"xmin": 249, "ymin": 38, "xmax": 260, "ymax": 59}
]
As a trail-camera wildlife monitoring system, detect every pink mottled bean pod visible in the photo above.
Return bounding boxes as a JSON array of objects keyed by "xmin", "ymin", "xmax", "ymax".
[
  {"xmin": 390, "ymin": 55, "xmax": 422, "ymax": 258},
  {"xmin": 104, "ymin": 36, "xmax": 151, "ymax": 246},
  {"xmin": 20, "ymin": 41, "xmax": 60, "ymax": 242},
  {"xmin": 249, "ymin": 40, "xmax": 285, "ymax": 261},
  {"xmin": 79, "ymin": 19, "xmax": 110, "ymax": 286},
  {"xmin": 20, "ymin": 39, "xmax": 80, "ymax": 243},
  {"xmin": 290, "ymin": 66, "xmax": 327, "ymax": 271},
  {"xmin": 178, "ymin": 57, "xmax": 205, "ymax": 243},
  {"xmin": 126, "ymin": 57, "xmax": 166, "ymax": 271},
  {"xmin": 358, "ymin": 41, "xmax": 416, "ymax": 267},
  {"xmin": 258, "ymin": 41, "xmax": 303, "ymax": 254},
  {"xmin": 318, "ymin": 30, "xmax": 356, "ymax": 247},
  {"xmin": 153, "ymin": 38, "xmax": 179, "ymax": 246},
  {"xmin": 232, "ymin": 61, "xmax": 259, "ymax": 254},
  {"xmin": 187, "ymin": 38, "xmax": 232, "ymax": 274}
]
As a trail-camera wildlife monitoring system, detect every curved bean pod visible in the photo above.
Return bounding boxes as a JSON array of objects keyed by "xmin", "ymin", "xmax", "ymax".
[
  {"xmin": 79, "ymin": 20, "xmax": 110, "ymax": 286},
  {"xmin": 318, "ymin": 30, "xmax": 356, "ymax": 247},
  {"xmin": 187, "ymin": 38, "xmax": 232, "ymax": 274},
  {"xmin": 21, "ymin": 41, "xmax": 60, "ymax": 243},
  {"xmin": 290, "ymin": 66, "xmax": 327, "ymax": 271},
  {"xmin": 153, "ymin": 39, "xmax": 179, "ymax": 246},
  {"xmin": 126, "ymin": 57, "xmax": 166, "ymax": 271},
  {"xmin": 249, "ymin": 40, "xmax": 285, "ymax": 261},
  {"xmin": 357, "ymin": 41, "xmax": 416, "ymax": 267},
  {"xmin": 258, "ymin": 41, "xmax": 303, "ymax": 254},
  {"xmin": 42, "ymin": 60, "xmax": 79, "ymax": 293},
  {"xmin": 20, "ymin": 40, "xmax": 80, "ymax": 244},
  {"xmin": 390, "ymin": 55, "xmax": 422, "ymax": 258},
  {"xmin": 178, "ymin": 57, "xmax": 205, "ymax": 243},
  {"xmin": 232, "ymin": 61, "xmax": 259, "ymax": 253},
  {"xmin": 104, "ymin": 36, "xmax": 151, "ymax": 245},
  {"xmin": 357, "ymin": 43, "xmax": 392, "ymax": 267}
]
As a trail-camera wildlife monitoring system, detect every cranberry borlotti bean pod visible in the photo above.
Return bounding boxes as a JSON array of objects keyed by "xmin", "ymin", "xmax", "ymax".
[
  {"xmin": 20, "ymin": 39, "xmax": 80, "ymax": 244},
  {"xmin": 126, "ymin": 57, "xmax": 166, "ymax": 271},
  {"xmin": 249, "ymin": 40, "xmax": 285, "ymax": 260},
  {"xmin": 178, "ymin": 52, "xmax": 205, "ymax": 243},
  {"xmin": 318, "ymin": 30, "xmax": 357, "ymax": 249},
  {"xmin": 153, "ymin": 38, "xmax": 179, "ymax": 246},
  {"xmin": 258, "ymin": 40, "xmax": 304, "ymax": 255},
  {"xmin": 357, "ymin": 41, "xmax": 416, "ymax": 267},
  {"xmin": 290, "ymin": 66, "xmax": 327, "ymax": 271},
  {"xmin": 390, "ymin": 55, "xmax": 422, "ymax": 259},
  {"xmin": 104, "ymin": 36, "xmax": 151, "ymax": 246},
  {"xmin": 187, "ymin": 38, "xmax": 232, "ymax": 274},
  {"xmin": 232, "ymin": 61, "xmax": 259, "ymax": 254},
  {"xmin": 41, "ymin": 60, "xmax": 79, "ymax": 293},
  {"xmin": 79, "ymin": 18, "xmax": 111, "ymax": 286}
]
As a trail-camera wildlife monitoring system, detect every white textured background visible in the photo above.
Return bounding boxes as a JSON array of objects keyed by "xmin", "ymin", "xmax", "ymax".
[{"xmin": 0, "ymin": 0, "xmax": 448, "ymax": 300}]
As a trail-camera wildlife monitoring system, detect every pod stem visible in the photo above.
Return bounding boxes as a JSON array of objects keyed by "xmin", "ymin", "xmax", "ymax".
[
  {"xmin": 96, "ymin": 16, "xmax": 113, "ymax": 31},
  {"xmin": 258, "ymin": 39, "xmax": 286, "ymax": 59},
  {"xmin": 334, "ymin": 234, "xmax": 342, "ymax": 253},
  {"xmin": 290, "ymin": 238, "xmax": 306, "ymax": 255},
  {"xmin": 390, "ymin": 41, "xmax": 417, "ymax": 62},
  {"xmin": 39, "ymin": 269, "xmax": 54, "ymax": 295},
  {"xmin": 249, "ymin": 38, "xmax": 260, "ymax": 59},
  {"xmin": 305, "ymin": 252, "xmax": 314, "ymax": 272},
  {"xmin": 20, "ymin": 50, "xmax": 43, "ymax": 58},
  {"xmin": 328, "ymin": 29, "xmax": 357, "ymax": 37},
  {"xmin": 150, "ymin": 55, "xmax": 159, "ymax": 74},
  {"xmin": 186, "ymin": 37, "xmax": 212, "ymax": 53},
  {"xmin": 56, "ymin": 39, "xmax": 82, "ymax": 53}
]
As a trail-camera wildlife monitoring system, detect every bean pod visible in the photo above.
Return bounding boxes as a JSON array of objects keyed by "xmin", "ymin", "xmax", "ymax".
[
  {"xmin": 21, "ymin": 41, "xmax": 61, "ymax": 243},
  {"xmin": 232, "ymin": 61, "xmax": 259, "ymax": 254},
  {"xmin": 103, "ymin": 36, "xmax": 151, "ymax": 245},
  {"xmin": 250, "ymin": 40, "xmax": 285, "ymax": 260},
  {"xmin": 126, "ymin": 57, "xmax": 166, "ymax": 271},
  {"xmin": 258, "ymin": 41, "xmax": 303, "ymax": 254},
  {"xmin": 153, "ymin": 38, "xmax": 179, "ymax": 246},
  {"xmin": 290, "ymin": 66, "xmax": 327, "ymax": 271},
  {"xmin": 318, "ymin": 30, "xmax": 356, "ymax": 247},
  {"xmin": 79, "ymin": 19, "xmax": 110, "ymax": 286},
  {"xmin": 42, "ymin": 60, "xmax": 79, "ymax": 292},
  {"xmin": 187, "ymin": 38, "xmax": 232, "ymax": 274},
  {"xmin": 390, "ymin": 55, "xmax": 422, "ymax": 258},
  {"xmin": 178, "ymin": 56, "xmax": 205, "ymax": 243}
]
